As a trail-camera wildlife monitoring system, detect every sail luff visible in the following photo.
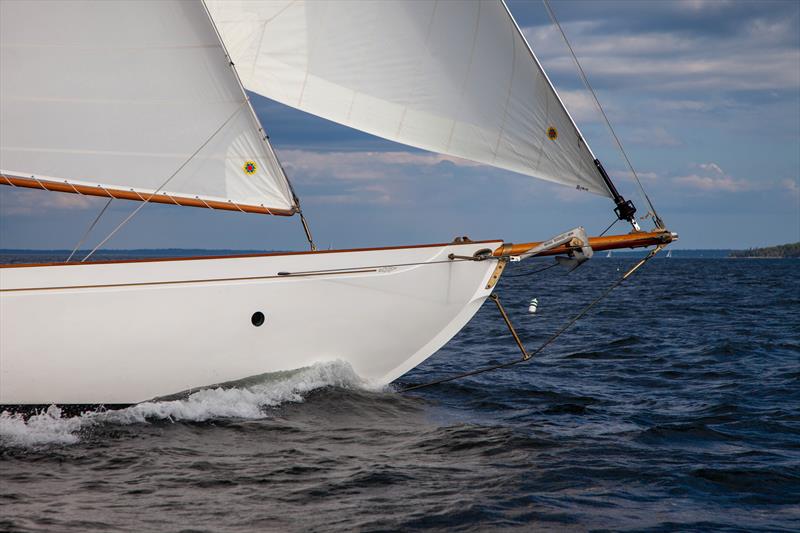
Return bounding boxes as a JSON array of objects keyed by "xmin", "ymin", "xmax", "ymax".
[
  {"xmin": 499, "ymin": 0, "xmax": 602, "ymax": 174},
  {"xmin": 495, "ymin": 0, "xmax": 609, "ymax": 196},
  {"xmin": 199, "ymin": 0, "xmax": 299, "ymax": 211}
]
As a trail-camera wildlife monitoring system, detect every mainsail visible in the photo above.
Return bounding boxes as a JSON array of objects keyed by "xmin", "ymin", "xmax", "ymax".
[
  {"xmin": 0, "ymin": 0, "xmax": 297, "ymax": 215},
  {"xmin": 206, "ymin": 0, "xmax": 612, "ymax": 197}
]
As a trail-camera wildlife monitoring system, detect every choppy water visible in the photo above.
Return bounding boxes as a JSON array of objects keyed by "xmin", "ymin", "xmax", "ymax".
[{"xmin": 2, "ymin": 256, "xmax": 799, "ymax": 532}]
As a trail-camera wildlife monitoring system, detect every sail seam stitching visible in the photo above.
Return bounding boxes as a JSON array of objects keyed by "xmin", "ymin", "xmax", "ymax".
[
  {"xmin": 492, "ymin": 18, "xmax": 517, "ymax": 161},
  {"xmin": 395, "ymin": 0, "xmax": 440, "ymax": 139},
  {"xmin": 445, "ymin": 0, "xmax": 482, "ymax": 151}
]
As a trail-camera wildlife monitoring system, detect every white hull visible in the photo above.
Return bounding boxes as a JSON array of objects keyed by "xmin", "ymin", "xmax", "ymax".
[{"xmin": 0, "ymin": 241, "xmax": 502, "ymax": 405}]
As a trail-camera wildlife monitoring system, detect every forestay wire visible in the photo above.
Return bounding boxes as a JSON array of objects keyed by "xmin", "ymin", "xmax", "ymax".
[
  {"xmin": 80, "ymin": 105, "xmax": 244, "ymax": 263},
  {"xmin": 65, "ymin": 198, "xmax": 113, "ymax": 263},
  {"xmin": 541, "ymin": 0, "xmax": 664, "ymax": 229}
]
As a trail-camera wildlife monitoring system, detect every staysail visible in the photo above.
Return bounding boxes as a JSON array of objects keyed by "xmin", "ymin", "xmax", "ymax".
[
  {"xmin": 206, "ymin": 0, "xmax": 611, "ymax": 197},
  {"xmin": 0, "ymin": 0, "xmax": 297, "ymax": 215}
]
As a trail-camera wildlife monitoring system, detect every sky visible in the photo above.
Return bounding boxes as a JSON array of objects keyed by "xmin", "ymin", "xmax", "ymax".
[{"xmin": 1, "ymin": 0, "xmax": 798, "ymax": 251}]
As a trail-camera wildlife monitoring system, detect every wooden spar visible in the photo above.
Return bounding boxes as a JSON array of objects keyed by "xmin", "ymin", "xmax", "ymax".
[
  {"xmin": 0, "ymin": 174, "xmax": 297, "ymax": 216},
  {"xmin": 493, "ymin": 230, "xmax": 676, "ymax": 257}
]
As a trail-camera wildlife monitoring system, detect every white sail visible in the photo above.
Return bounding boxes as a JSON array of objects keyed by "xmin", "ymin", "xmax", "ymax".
[
  {"xmin": 206, "ymin": 0, "xmax": 611, "ymax": 197},
  {"xmin": 0, "ymin": 0, "xmax": 296, "ymax": 215}
]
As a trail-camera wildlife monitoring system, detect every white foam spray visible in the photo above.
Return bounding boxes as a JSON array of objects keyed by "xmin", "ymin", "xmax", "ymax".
[{"xmin": 0, "ymin": 361, "xmax": 380, "ymax": 448}]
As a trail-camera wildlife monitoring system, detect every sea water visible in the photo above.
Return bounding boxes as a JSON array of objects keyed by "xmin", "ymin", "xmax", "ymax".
[{"xmin": 1, "ymin": 256, "xmax": 798, "ymax": 532}]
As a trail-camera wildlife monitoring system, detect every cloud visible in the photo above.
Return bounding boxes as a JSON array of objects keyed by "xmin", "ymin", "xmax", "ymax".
[
  {"xmin": 674, "ymin": 173, "xmax": 753, "ymax": 193},
  {"xmin": 279, "ymin": 149, "xmax": 481, "ymax": 183},
  {"xmin": 651, "ymin": 99, "xmax": 717, "ymax": 113},
  {"xmin": 782, "ymin": 178, "xmax": 799, "ymax": 196},
  {"xmin": 673, "ymin": 163, "xmax": 755, "ymax": 192},
  {"xmin": 558, "ymin": 89, "xmax": 602, "ymax": 123},
  {"xmin": 303, "ymin": 183, "xmax": 394, "ymax": 205},
  {"xmin": 524, "ymin": 10, "xmax": 800, "ymax": 93},
  {"xmin": 277, "ymin": 149, "xmax": 487, "ymax": 206},
  {"xmin": 678, "ymin": 0, "xmax": 733, "ymax": 12},
  {"xmin": 626, "ymin": 126, "xmax": 682, "ymax": 147},
  {"xmin": 698, "ymin": 163, "xmax": 724, "ymax": 175},
  {"xmin": 0, "ymin": 188, "xmax": 101, "ymax": 216},
  {"xmin": 611, "ymin": 169, "xmax": 660, "ymax": 184}
]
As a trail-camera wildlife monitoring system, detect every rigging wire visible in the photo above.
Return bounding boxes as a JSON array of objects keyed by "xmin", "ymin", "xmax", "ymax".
[
  {"xmin": 80, "ymin": 105, "xmax": 244, "ymax": 263},
  {"xmin": 541, "ymin": 0, "xmax": 664, "ymax": 229},
  {"xmin": 65, "ymin": 198, "xmax": 113, "ymax": 263},
  {"xmin": 274, "ymin": 255, "xmax": 486, "ymax": 276},
  {"xmin": 598, "ymin": 217, "xmax": 618, "ymax": 238},
  {"xmin": 400, "ymin": 244, "xmax": 664, "ymax": 393},
  {"xmin": 276, "ymin": 239, "xmax": 605, "ymax": 278},
  {"xmin": 503, "ymin": 260, "xmax": 559, "ymax": 278}
]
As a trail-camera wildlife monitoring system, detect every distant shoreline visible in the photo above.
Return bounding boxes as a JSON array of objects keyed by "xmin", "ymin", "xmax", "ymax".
[
  {"xmin": 729, "ymin": 256, "xmax": 788, "ymax": 259},
  {"xmin": 728, "ymin": 242, "xmax": 800, "ymax": 259}
]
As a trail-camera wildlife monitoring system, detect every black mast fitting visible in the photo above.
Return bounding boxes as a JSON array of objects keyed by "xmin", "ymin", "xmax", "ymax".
[{"xmin": 594, "ymin": 159, "xmax": 639, "ymax": 230}]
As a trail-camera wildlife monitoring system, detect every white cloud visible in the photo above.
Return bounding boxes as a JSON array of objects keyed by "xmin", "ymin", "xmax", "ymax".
[
  {"xmin": 524, "ymin": 16, "xmax": 800, "ymax": 92},
  {"xmin": 673, "ymin": 163, "xmax": 755, "ymax": 193},
  {"xmin": 782, "ymin": 178, "xmax": 799, "ymax": 196},
  {"xmin": 304, "ymin": 186, "xmax": 392, "ymax": 206},
  {"xmin": 662, "ymin": 163, "xmax": 798, "ymax": 199},
  {"xmin": 277, "ymin": 149, "xmax": 487, "ymax": 206},
  {"xmin": 611, "ymin": 169, "xmax": 660, "ymax": 184},
  {"xmin": 678, "ymin": 0, "xmax": 733, "ymax": 12},
  {"xmin": 698, "ymin": 163, "xmax": 724, "ymax": 175},
  {"xmin": 1, "ymin": 188, "xmax": 101, "ymax": 216},
  {"xmin": 674, "ymin": 173, "xmax": 753, "ymax": 192},
  {"xmin": 652, "ymin": 99, "xmax": 713, "ymax": 112},
  {"xmin": 627, "ymin": 126, "xmax": 682, "ymax": 147},
  {"xmin": 559, "ymin": 90, "xmax": 602, "ymax": 123},
  {"xmin": 279, "ymin": 149, "xmax": 482, "ymax": 183}
]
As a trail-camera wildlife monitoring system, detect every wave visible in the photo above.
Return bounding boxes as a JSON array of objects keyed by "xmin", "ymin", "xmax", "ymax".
[{"xmin": 0, "ymin": 361, "xmax": 378, "ymax": 449}]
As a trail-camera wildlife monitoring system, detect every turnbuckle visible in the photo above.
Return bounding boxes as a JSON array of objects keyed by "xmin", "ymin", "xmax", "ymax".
[{"xmin": 489, "ymin": 293, "xmax": 530, "ymax": 361}]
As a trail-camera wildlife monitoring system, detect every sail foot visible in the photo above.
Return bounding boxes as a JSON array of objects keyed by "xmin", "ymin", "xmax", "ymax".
[{"xmin": 0, "ymin": 174, "xmax": 297, "ymax": 217}]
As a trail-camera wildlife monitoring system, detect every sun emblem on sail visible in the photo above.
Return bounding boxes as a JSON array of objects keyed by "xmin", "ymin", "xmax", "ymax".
[
  {"xmin": 243, "ymin": 160, "xmax": 258, "ymax": 175},
  {"xmin": 547, "ymin": 126, "xmax": 558, "ymax": 141}
]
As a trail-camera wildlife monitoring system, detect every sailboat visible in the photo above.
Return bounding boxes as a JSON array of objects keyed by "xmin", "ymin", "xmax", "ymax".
[
  {"xmin": 0, "ymin": 0, "xmax": 675, "ymax": 406},
  {"xmin": 666, "ymin": 250, "xmax": 673, "ymax": 258}
]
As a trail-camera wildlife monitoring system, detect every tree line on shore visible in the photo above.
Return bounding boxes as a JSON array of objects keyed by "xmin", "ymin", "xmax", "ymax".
[{"xmin": 729, "ymin": 242, "xmax": 800, "ymax": 258}]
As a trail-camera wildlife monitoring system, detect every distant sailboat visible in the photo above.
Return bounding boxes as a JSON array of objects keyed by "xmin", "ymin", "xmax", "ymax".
[
  {"xmin": 0, "ymin": 0, "xmax": 675, "ymax": 406},
  {"xmin": 666, "ymin": 250, "xmax": 673, "ymax": 258},
  {"xmin": 606, "ymin": 251, "xmax": 613, "ymax": 258}
]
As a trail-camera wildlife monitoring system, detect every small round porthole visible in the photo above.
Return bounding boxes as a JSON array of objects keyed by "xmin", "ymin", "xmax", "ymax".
[{"xmin": 251, "ymin": 311, "xmax": 265, "ymax": 327}]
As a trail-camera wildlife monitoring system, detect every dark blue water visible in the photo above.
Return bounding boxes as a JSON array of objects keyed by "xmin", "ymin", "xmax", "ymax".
[{"xmin": 2, "ymin": 256, "xmax": 799, "ymax": 532}]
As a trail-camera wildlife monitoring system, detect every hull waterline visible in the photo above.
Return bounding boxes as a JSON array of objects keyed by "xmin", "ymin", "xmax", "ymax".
[{"xmin": 0, "ymin": 241, "xmax": 502, "ymax": 405}]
